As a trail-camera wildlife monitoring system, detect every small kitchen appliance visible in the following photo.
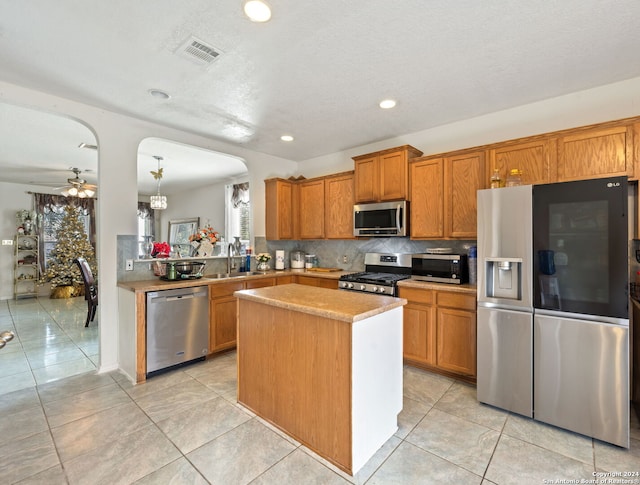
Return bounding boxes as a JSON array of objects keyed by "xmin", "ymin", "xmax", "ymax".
[
  {"xmin": 338, "ymin": 253, "xmax": 411, "ymax": 296},
  {"xmin": 411, "ymin": 253, "xmax": 468, "ymax": 284},
  {"xmin": 353, "ymin": 201, "xmax": 409, "ymax": 237}
]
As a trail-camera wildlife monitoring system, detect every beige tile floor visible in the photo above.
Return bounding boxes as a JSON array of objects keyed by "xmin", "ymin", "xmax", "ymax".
[
  {"xmin": 1, "ymin": 298, "xmax": 638, "ymax": 484},
  {"xmin": 0, "ymin": 297, "xmax": 98, "ymax": 394}
]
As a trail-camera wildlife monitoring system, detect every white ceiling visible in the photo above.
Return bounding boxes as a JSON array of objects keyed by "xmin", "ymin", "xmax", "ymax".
[{"xmin": 1, "ymin": 0, "xmax": 640, "ymax": 188}]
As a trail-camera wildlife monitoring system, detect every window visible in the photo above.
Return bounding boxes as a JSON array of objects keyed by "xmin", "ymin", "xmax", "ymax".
[
  {"xmin": 226, "ymin": 182, "xmax": 250, "ymax": 244},
  {"xmin": 34, "ymin": 193, "xmax": 96, "ymax": 271},
  {"xmin": 42, "ymin": 205, "xmax": 91, "ymax": 269}
]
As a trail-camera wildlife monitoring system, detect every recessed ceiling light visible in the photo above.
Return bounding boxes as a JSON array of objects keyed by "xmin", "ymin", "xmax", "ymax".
[
  {"xmin": 243, "ymin": 1, "xmax": 271, "ymax": 22},
  {"xmin": 280, "ymin": 135, "xmax": 294, "ymax": 142},
  {"xmin": 148, "ymin": 89, "xmax": 170, "ymax": 100},
  {"xmin": 379, "ymin": 99, "xmax": 397, "ymax": 109}
]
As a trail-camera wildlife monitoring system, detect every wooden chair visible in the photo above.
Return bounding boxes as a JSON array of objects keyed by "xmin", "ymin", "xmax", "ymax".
[{"xmin": 74, "ymin": 257, "xmax": 98, "ymax": 327}]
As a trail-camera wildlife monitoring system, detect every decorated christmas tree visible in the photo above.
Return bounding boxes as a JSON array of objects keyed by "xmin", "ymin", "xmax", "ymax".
[{"xmin": 44, "ymin": 206, "xmax": 97, "ymax": 296}]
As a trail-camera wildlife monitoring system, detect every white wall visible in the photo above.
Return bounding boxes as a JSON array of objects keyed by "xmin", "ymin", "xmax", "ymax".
[
  {"xmin": 0, "ymin": 80, "xmax": 298, "ymax": 374},
  {"xmin": 297, "ymin": 76, "xmax": 640, "ymax": 177}
]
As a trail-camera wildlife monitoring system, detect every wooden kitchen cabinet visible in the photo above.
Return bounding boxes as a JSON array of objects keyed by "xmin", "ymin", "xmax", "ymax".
[
  {"xmin": 399, "ymin": 287, "xmax": 476, "ymax": 381},
  {"xmin": 557, "ymin": 125, "xmax": 634, "ymax": 181},
  {"xmin": 410, "ymin": 158, "xmax": 444, "ymax": 238},
  {"xmin": 295, "ymin": 275, "xmax": 339, "ymax": 289},
  {"xmin": 435, "ymin": 291, "xmax": 476, "ymax": 377},
  {"xmin": 401, "ymin": 287, "xmax": 436, "ymax": 365},
  {"xmin": 353, "ymin": 145, "xmax": 423, "ymax": 203},
  {"xmin": 209, "ymin": 277, "xmax": 278, "ymax": 353},
  {"xmin": 444, "ymin": 151, "xmax": 485, "ymax": 238},
  {"xmin": 209, "ymin": 281, "xmax": 244, "ymax": 353},
  {"xmin": 265, "ymin": 178, "xmax": 294, "ymax": 240},
  {"xmin": 488, "ymin": 139, "xmax": 556, "ymax": 186},
  {"xmin": 298, "ymin": 178, "xmax": 325, "ymax": 239},
  {"xmin": 324, "ymin": 172, "xmax": 355, "ymax": 239},
  {"xmin": 410, "ymin": 151, "xmax": 484, "ymax": 239}
]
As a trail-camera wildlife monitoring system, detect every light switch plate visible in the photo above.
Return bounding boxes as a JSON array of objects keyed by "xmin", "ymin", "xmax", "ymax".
[
  {"xmin": 125, "ymin": 259, "xmax": 134, "ymax": 271},
  {"xmin": 2, "ymin": 239, "xmax": 14, "ymax": 246}
]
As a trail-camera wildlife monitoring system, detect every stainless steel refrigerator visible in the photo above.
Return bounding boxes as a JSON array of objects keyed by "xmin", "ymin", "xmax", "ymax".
[{"xmin": 477, "ymin": 177, "xmax": 629, "ymax": 448}]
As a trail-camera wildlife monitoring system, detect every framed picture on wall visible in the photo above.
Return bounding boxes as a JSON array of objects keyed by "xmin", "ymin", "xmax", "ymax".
[{"xmin": 168, "ymin": 217, "xmax": 199, "ymax": 257}]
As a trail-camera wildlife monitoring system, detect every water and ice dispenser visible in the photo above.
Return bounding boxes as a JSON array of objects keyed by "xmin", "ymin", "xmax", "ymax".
[{"xmin": 484, "ymin": 257, "xmax": 522, "ymax": 300}]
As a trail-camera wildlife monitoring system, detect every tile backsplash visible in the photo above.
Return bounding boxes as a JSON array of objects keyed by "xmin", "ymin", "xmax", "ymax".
[{"xmin": 117, "ymin": 234, "xmax": 476, "ymax": 281}]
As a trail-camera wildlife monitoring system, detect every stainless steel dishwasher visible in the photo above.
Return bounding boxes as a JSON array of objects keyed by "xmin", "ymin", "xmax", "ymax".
[{"xmin": 146, "ymin": 285, "xmax": 209, "ymax": 377}]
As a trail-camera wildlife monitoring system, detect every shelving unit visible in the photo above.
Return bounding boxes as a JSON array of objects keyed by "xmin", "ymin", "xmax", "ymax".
[{"xmin": 14, "ymin": 234, "xmax": 39, "ymax": 299}]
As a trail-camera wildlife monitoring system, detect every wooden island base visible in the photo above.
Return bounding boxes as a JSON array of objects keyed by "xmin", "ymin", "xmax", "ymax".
[{"xmin": 235, "ymin": 284, "xmax": 405, "ymax": 475}]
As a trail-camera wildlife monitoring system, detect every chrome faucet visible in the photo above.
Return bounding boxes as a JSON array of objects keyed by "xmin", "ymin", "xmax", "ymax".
[{"xmin": 227, "ymin": 243, "xmax": 236, "ymax": 273}]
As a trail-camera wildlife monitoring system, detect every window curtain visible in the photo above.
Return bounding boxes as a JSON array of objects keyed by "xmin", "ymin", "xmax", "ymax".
[
  {"xmin": 231, "ymin": 182, "xmax": 250, "ymax": 208},
  {"xmin": 32, "ymin": 192, "xmax": 96, "ymax": 270}
]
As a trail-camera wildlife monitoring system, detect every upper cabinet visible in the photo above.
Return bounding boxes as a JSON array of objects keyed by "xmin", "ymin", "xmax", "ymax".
[
  {"xmin": 265, "ymin": 178, "xmax": 294, "ymax": 240},
  {"xmin": 353, "ymin": 145, "xmax": 422, "ymax": 203},
  {"xmin": 410, "ymin": 151, "xmax": 484, "ymax": 239},
  {"xmin": 445, "ymin": 151, "xmax": 485, "ymax": 238},
  {"xmin": 556, "ymin": 125, "xmax": 633, "ymax": 181},
  {"xmin": 488, "ymin": 139, "xmax": 556, "ymax": 186},
  {"xmin": 265, "ymin": 172, "xmax": 355, "ymax": 241},
  {"xmin": 266, "ymin": 116, "xmax": 640, "ymax": 242},
  {"xmin": 410, "ymin": 158, "xmax": 444, "ymax": 238},
  {"xmin": 299, "ymin": 178, "xmax": 325, "ymax": 239},
  {"xmin": 324, "ymin": 172, "xmax": 355, "ymax": 239}
]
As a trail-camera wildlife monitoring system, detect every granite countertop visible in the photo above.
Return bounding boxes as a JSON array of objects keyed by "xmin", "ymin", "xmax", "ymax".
[
  {"xmin": 117, "ymin": 268, "xmax": 353, "ymax": 293},
  {"xmin": 235, "ymin": 283, "xmax": 407, "ymax": 323},
  {"xmin": 398, "ymin": 277, "xmax": 477, "ymax": 295}
]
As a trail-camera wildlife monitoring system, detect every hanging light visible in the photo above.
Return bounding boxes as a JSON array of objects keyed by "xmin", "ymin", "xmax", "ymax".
[{"xmin": 150, "ymin": 155, "xmax": 167, "ymax": 210}]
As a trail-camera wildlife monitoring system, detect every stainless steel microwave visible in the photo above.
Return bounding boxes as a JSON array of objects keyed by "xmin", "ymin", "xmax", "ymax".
[
  {"xmin": 353, "ymin": 201, "xmax": 408, "ymax": 237},
  {"xmin": 412, "ymin": 253, "xmax": 468, "ymax": 284}
]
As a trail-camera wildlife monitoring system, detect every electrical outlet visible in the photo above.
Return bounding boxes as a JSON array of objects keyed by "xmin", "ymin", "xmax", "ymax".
[
  {"xmin": 2, "ymin": 239, "xmax": 14, "ymax": 246},
  {"xmin": 125, "ymin": 259, "xmax": 134, "ymax": 271},
  {"xmin": 342, "ymin": 255, "xmax": 348, "ymax": 263}
]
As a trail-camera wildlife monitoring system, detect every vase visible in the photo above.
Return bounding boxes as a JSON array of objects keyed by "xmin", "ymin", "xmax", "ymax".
[
  {"xmin": 23, "ymin": 219, "xmax": 32, "ymax": 235},
  {"xmin": 233, "ymin": 236, "xmax": 242, "ymax": 256},
  {"xmin": 196, "ymin": 240, "xmax": 214, "ymax": 257},
  {"xmin": 143, "ymin": 237, "xmax": 153, "ymax": 259},
  {"xmin": 257, "ymin": 261, "xmax": 270, "ymax": 272}
]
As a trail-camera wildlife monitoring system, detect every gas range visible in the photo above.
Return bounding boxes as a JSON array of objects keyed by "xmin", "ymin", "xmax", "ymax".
[{"xmin": 338, "ymin": 253, "xmax": 412, "ymax": 296}]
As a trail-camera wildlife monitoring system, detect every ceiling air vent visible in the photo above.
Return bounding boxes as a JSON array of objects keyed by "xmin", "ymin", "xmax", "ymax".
[{"xmin": 176, "ymin": 36, "xmax": 222, "ymax": 66}]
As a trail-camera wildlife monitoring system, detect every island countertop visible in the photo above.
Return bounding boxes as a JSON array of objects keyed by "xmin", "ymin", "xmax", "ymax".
[{"xmin": 235, "ymin": 283, "xmax": 406, "ymax": 323}]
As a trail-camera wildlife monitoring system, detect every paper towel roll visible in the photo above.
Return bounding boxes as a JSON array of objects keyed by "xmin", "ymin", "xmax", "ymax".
[{"xmin": 275, "ymin": 250, "xmax": 285, "ymax": 270}]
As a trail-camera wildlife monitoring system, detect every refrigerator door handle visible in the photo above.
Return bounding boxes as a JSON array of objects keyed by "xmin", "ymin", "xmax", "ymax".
[
  {"xmin": 534, "ymin": 308, "xmax": 629, "ymax": 327},
  {"xmin": 478, "ymin": 301, "xmax": 532, "ymax": 313}
]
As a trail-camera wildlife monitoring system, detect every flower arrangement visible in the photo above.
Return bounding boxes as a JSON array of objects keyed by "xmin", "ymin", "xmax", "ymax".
[
  {"xmin": 151, "ymin": 241, "xmax": 171, "ymax": 258},
  {"xmin": 256, "ymin": 253, "xmax": 272, "ymax": 263},
  {"xmin": 189, "ymin": 224, "xmax": 219, "ymax": 244}
]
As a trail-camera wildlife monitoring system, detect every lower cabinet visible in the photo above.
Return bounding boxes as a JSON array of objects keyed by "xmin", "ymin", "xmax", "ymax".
[
  {"xmin": 209, "ymin": 281, "xmax": 244, "ymax": 353},
  {"xmin": 209, "ymin": 276, "xmax": 294, "ymax": 353},
  {"xmin": 295, "ymin": 275, "xmax": 339, "ymax": 289},
  {"xmin": 399, "ymin": 287, "xmax": 476, "ymax": 381}
]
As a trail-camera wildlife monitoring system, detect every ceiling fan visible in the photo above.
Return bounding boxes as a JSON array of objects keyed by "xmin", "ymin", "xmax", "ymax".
[{"xmin": 56, "ymin": 167, "xmax": 97, "ymax": 198}]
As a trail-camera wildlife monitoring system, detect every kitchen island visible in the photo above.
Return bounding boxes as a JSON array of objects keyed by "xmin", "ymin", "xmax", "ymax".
[{"xmin": 234, "ymin": 283, "xmax": 406, "ymax": 475}]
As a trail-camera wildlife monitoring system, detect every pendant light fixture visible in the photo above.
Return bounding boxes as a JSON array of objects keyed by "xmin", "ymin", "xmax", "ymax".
[{"xmin": 150, "ymin": 156, "xmax": 167, "ymax": 210}]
